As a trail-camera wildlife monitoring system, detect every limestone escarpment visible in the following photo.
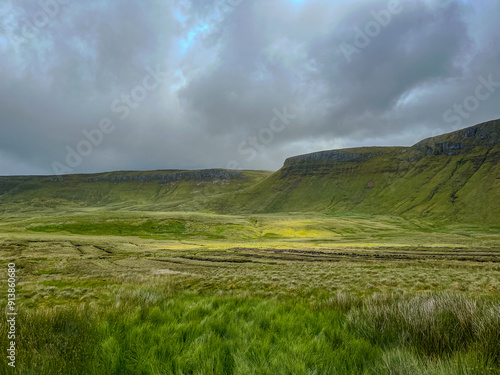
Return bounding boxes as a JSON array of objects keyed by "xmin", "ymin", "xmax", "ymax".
[
  {"xmin": 283, "ymin": 149, "xmax": 386, "ymax": 165},
  {"xmin": 84, "ymin": 169, "xmax": 247, "ymax": 184},
  {"xmin": 411, "ymin": 119, "xmax": 500, "ymax": 156}
]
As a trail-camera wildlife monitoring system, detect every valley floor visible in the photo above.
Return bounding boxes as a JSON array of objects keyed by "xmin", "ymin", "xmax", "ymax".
[{"xmin": 0, "ymin": 211, "xmax": 499, "ymax": 374}]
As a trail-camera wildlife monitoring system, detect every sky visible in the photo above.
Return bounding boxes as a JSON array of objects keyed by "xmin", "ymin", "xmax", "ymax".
[{"xmin": 0, "ymin": 0, "xmax": 499, "ymax": 175}]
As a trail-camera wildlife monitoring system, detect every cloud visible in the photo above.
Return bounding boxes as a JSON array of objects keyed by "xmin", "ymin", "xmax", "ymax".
[{"xmin": 0, "ymin": 0, "xmax": 499, "ymax": 175}]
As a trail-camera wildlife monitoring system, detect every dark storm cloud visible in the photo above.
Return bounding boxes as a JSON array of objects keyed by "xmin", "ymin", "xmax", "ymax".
[
  {"xmin": 306, "ymin": 1, "xmax": 472, "ymax": 138},
  {"xmin": 0, "ymin": 0, "xmax": 499, "ymax": 175}
]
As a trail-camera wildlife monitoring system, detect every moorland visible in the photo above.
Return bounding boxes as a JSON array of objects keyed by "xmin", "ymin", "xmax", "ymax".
[{"xmin": 1, "ymin": 119, "xmax": 499, "ymax": 374}]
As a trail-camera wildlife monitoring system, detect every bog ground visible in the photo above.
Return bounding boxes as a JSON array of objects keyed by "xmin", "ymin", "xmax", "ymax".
[{"xmin": 1, "ymin": 210, "xmax": 499, "ymax": 374}]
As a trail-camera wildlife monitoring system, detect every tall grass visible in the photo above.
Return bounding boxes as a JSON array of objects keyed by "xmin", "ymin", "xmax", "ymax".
[
  {"xmin": 1, "ymin": 291, "xmax": 381, "ymax": 375},
  {"xmin": 1, "ymin": 291, "xmax": 498, "ymax": 374},
  {"xmin": 346, "ymin": 292, "xmax": 500, "ymax": 365}
]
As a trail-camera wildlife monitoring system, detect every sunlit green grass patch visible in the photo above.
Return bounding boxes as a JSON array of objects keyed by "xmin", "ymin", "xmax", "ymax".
[{"xmin": 27, "ymin": 220, "xmax": 187, "ymax": 238}]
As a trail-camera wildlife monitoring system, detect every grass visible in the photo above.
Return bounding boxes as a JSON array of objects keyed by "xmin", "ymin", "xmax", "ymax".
[
  {"xmin": 1, "ymin": 141, "xmax": 499, "ymax": 226},
  {"xmin": 207, "ymin": 143, "xmax": 500, "ymax": 226},
  {"xmin": 1, "ymin": 289, "xmax": 499, "ymax": 374},
  {"xmin": 1, "ymin": 210, "xmax": 500, "ymax": 374},
  {"xmin": 27, "ymin": 220, "xmax": 187, "ymax": 238},
  {"xmin": 1, "ymin": 121, "xmax": 499, "ymax": 373},
  {"xmin": 0, "ymin": 170, "xmax": 272, "ymax": 216},
  {"xmin": 1, "ymin": 291, "xmax": 381, "ymax": 375},
  {"xmin": 345, "ymin": 292, "xmax": 500, "ymax": 361}
]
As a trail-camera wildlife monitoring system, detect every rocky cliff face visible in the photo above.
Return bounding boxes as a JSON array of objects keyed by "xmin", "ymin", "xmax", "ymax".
[
  {"xmin": 283, "ymin": 148, "xmax": 387, "ymax": 165},
  {"xmin": 282, "ymin": 119, "xmax": 500, "ymax": 167},
  {"xmin": 84, "ymin": 169, "xmax": 247, "ymax": 184},
  {"xmin": 411, "ymin": 119, "xmax": 500, "ymax": 156},
  {"xmin": 214, "ymin": 119, "xmax": 500, "ymax": 224}
]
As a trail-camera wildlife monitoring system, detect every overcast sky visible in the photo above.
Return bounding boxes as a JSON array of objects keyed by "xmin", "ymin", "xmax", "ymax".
[{"xmin": 0, "ymin": 0, "xmax": 499, "ymax": 175}]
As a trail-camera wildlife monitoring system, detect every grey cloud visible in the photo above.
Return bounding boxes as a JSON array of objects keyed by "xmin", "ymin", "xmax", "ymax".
[{"xmin": 0, "ymin": 0, "xmax": 499, "ymax": 175}]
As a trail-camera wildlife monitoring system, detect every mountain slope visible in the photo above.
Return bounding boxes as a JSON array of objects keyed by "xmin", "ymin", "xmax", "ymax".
[
  {"xmin": 0, "ymin": 169, "xmax": 272, "ymax": 214},
  {"xmin": 208, "ymin": 119, "xmax": 500, "ymax": 224},
  {"xmin": 0, "ymin": 120, "xmax": 498, "ymax": 225}
]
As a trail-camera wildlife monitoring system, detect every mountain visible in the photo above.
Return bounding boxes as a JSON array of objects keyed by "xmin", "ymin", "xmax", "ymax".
[
  {"xmin": 208, "ymin": 119, "xmax": 500, "ymax": 225},
  {"xmin": 0, "ymin": 119, "xmax": 499, "ymax": 224},
  {"xmin": 0, "ymin": 169, "xmax": 271, "ymax": 214}
]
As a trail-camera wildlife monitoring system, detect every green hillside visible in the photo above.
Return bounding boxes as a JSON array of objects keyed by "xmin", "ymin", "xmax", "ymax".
[
  {"xmin": 0, "ymin": 169, "xmax": 272, "ymax": 215},
  {"xmin": 1, "ymin": 119, "xmax": 499, "ymax": 225},
  {"xmin": 209, "ymin": 119, "xmax": 500, "ymax": 225},
  {"xmin": 1, "ymin": 121, "xmax": 500, "ymax": 375}
]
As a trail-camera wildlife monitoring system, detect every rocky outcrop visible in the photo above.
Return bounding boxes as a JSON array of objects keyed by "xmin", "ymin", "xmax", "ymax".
[
  {"xmin": 282, "ymin": 120, "xmax": 500, "ymax": 166},
  {"xmin": 416, "ymin": 142, "xmax": 464, "ymax": 156},
  {"xmin": 84, "ymin": 169, "xmax": 247, "ymax": 184},
  {"xmin": 412, "ymin": 119, "xmax": 500, "ymax": 156},
  {"xmin": 284, "ymin": 149, "xmax": 384, "ymax": 165}
]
